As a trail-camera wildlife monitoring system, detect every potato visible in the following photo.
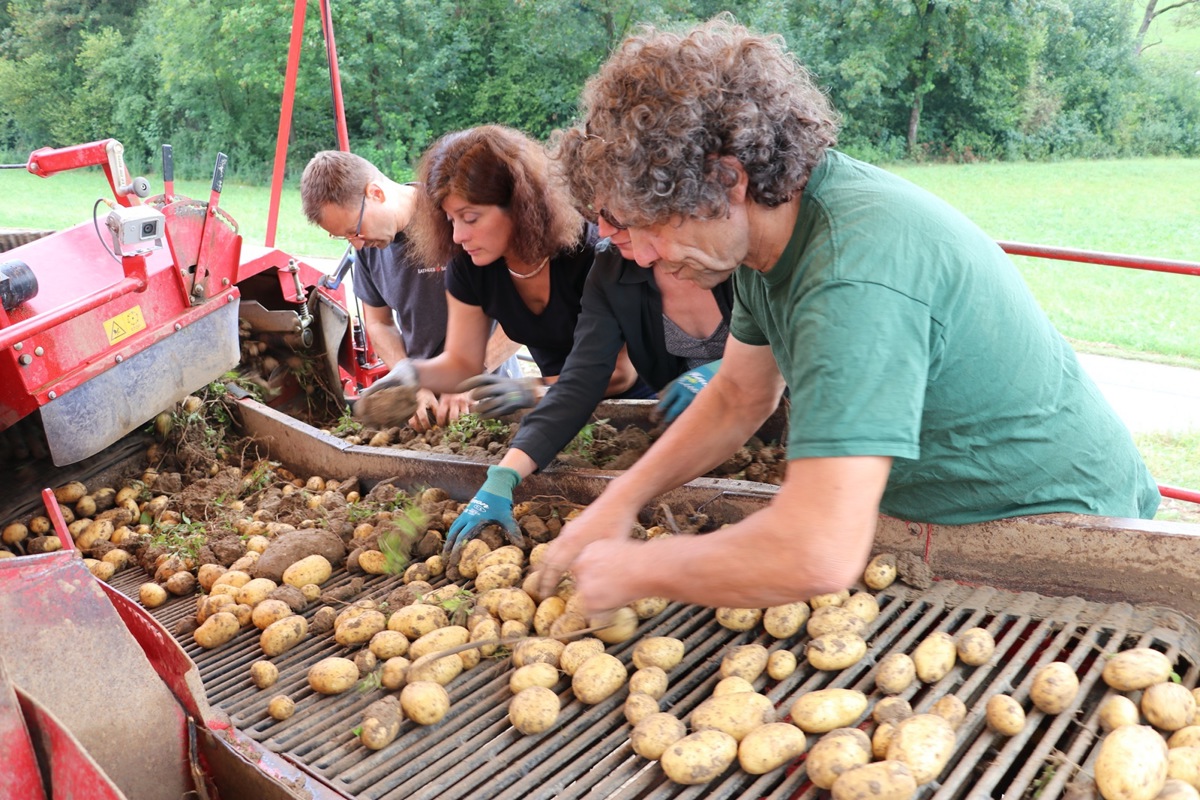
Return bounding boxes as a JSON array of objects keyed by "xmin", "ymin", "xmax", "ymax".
[
  {"xmin": 139, "ymin": 582, "xmax": 168, "ymax": 608},
  {"xmin": 87, "ymin": 560, "xmax": 116, "ymax": 582},
  {"xmin": 862, "ymin": 553, "xmax": 897, "ymax": 590},
  {"xmin": 1167, "ymin": 747, "xmax": 1200, "ymax": 790},
  {"xmin": 872, "ymin": 723, "xmax": 896, "ymax": 760},
  {"xmin": 54, "ymin": 481, "xmax": 88, "ymax": 504},
  {"xmin": 380, "ymin": 657, "xmax": 410, "ymax": 690},
  {"xmin": 631, "ymin": 712, "xmax": 687, "ymax": 761},
  {"xmin": 691, "ymin": 692, "xmax": 775, "ymax": 741},
  {"xmin": 1144, "ymin": 682, "xmax": 1197, "ymax": 732},
  {"xmin": 479, "ymin": 544, "xmax": 523, "ymax": 570},
  {"xmin": 406, "ymin": 653, "xmax": 463, "ymax": 686},
  {"xmin": 532, "ymin": 596, "xmax": 566, "ymax": 636},
  {"xmin": 401, "ymin": 681, "xmax": 450, "ymax": 725},
  {"xmin": 738, "ymin": 722, "xmax": 807, "ymax": 775},
  {"xmin": 873, "ymin": 696, "xmax": 913, "ymax": 725},
  {"xmin": 875, "ymin": 653, "xmax": 916, "ymax": 695},
  {"xmin": 986, "ymin": 695, "xmax": 1026, "ymax": 736},
  {"xmin": 101, "ymin": 549, "xmax": 131, "ymax": 570},
  {"xmin": 360, "ymin": 696, "xmax": 404, "ymax": 750},
  {"xmin": 763, "ymin": 602, "xmax": 810, "ymax": 639},
  {"xmin": 512, "ymin": 637, "xmax": 565, "ymax": 668},
  {"xmin": 810, "ymin": 590, "xmax": 850, "ymax": 609},
  {"xmin": 408, "ymin": 625, "xmax": 470, "ymax": 660},
  {"xmin": 720, "ymin": 644, "xmax": 770, "ymax": 682},
  {"xmin": 1103, "ymin": 648, "xmax": 1174, "ymax": 692},
  {"xmin": 630, "ymin": 596, "xmax": 669, "ymax": 619},
  {"xmin": 193, "ymin": 611, "xmax": 239, "ymax": 649},
  {"xmin": 501, "ymin": 620, "xmax": 530, "ymax": 639},
  {"xmin": 806, "ymin": 728, "xmax": 871, "ymax": 789},
  {"xmin": 715, "ymin": 607, "xmax": 763, "ymax": 632},
  {"xmin": 388, "ymin": 604, "xmax": 449, "ymax": 638},
  {"xmin": 282, "ymin": 554, "xmax": 332, "ymax": 587},
  {"xmin": 508, "ymin": 685, "xmax": 561, "ymax": 737},
  {"xmin": 913, "ymin": 631, "xmax": 957, "ymax": 683},
  {"xmin": 251, "ymin": 599, "xmax": 294, "ymax": 630},
  {"xmin": 1169, "ymin": 727, "xmax": 1200, "ymax": 749},
  {"xmin": 549, "ymin": 611, "xmax": 588, "ymax": 641},
  {"xmin": 510, "ymin": 663, "xmax": 560, "ymax": 694},
  {"xmin": 807, "ymin": 633, "xmax": 867, "ymax": 671},
  {"xmin": 632, "ymin": 637, "xmax": 685, "ymax": 671},
  {"xmin": 357, "ymin": 550, "xmax": 389, "ymax": 575},
  {"xmin": 629, "ymin": 667, "xmax": 668, "ymax": 700},
  {"xmin": 369, "ymin": 631, "xmax": 409, "ymax": 660},
  {"xmin": 261, "ymin": 614, "xmax": 308, "ymax": 657},
  {"xmin": 336, "ymin": 610, "xmax": 389, "ymax": 648},
  {"xmin": 1158, "ymin": 779, "xmax": 1200, "ymax": 800},
  {"xmin": 842, "ymin": 593, "xmax": 879, "ymax": 623},
  {"xmin": 956, "ymin": 627, "xmax": 996, "ymax": 666},
  {"xmin": 475, "ymin": 563, "xmax": 523, "ymax": 592},
  {"xmin": 790, "ymin": 688, "xmax": 869, "ymax": 733},
  {"xmin": 235, "ymin": 577, "xmax": 277, "ymax": 607},
  {"xmin": 267, "ymin": 695, "xmax": 295, "ymax": 721},
  {"xmin": 714, "ymin": 676, "xmax": 756, "ymax": 696},
  {"xmin": 308, "ymin": 657, "xmax": 360, "ymax": 695},
  {"xmin": 659, "ymin": 729, "xmax": 738, "ymax": 785},
  {"xmin": 558, "ymin": 638, "xmax": 605, "ymax": 676},
  {"xmin": 886, "ymin": 713, "xmax": 956, "ymax": 785},
  {"xmin": 1030, "ymin": 661, "xmax": 1079, "ymax": 714},
  {"xmin": 197, "ymin": 563, "xmax": 227, "ymax": 592},
  {"xmin": 197, "ymin": 593, "xmax": 236, "ymax": 623},
  {"xmin": 591, "ymin": 606, "xmax": 639, "ymax": 644},
  {"xmin": 831, "ymin": 761, "xmax": 918, "ymax": 800},
  {"xmin": 930, "ymin": 695, "xmax": 967, "ymax": 730},
  {"xmin": 625, "ymin": 693, "xmax": 660, "ymax": 726},
  {"xmin": 250, "ymin": 660, "xmax": 278, "ymax": 689},
  {"xmin": 1101, "ymin": 695, "xmax": 1142, "ymax": 732},
  {"xmin": 1095, "ymin": 725, "xmax": 1168, "ymax": 800},
  {"xmin": 572, "ymin": 654, "xmax": 626, "ymax": 704},
  {"xmin": 767, "ymin": 650, "xmax": 798, "ymax": 680},
  {"xmin": 808, "ymin": 606, "xmax": 867, "ymax": 638}
]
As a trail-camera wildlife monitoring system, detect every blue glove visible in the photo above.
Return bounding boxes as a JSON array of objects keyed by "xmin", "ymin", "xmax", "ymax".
[
  {"xmin": 655, "ymin": 359, "xmax": 721, "ymax": 423},
  {"xmin": 445, "ymin": 465, "xmax": 523, "ymax": 553},
  {"xmin": 456, "ymin": 374, "xmax": 541, "ymax": 418},
  {"xmin": 359, "ymin": 358, "xmax": 419, "ymax": 399}
]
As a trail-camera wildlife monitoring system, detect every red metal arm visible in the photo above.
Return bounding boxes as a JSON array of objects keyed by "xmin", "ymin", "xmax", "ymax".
[
  {"xmin": 999, "ymin": 241, "xmax": 1200, "ymax": 278},
  {"xmin": 25, "ymin": 140, "xmax": 136, "ymax": 208}
]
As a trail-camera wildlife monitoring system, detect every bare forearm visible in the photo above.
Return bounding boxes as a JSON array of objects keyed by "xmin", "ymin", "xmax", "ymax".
[
  {"xmin": 365, "ymin": 321, "xmax": 407, "ymax": 367},
  {"xmin": 411, "ymin": 352, "xmax": 486, "ymax": 395},
  {"xmin": 498, "ymin": 448, "xmax": 538, "ymax": 480}
]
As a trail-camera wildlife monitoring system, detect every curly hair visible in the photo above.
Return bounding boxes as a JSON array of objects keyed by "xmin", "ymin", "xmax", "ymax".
[
  {"xmin": 299, "ymin": 151, "xmax": 381, "ymax": 225},
  {"xmin": 554, "ymin": 16, "xmax": 840, "ymax": 228},
  {"xmin": 408, "ymin": 125, "xmax": 584, "ymax": 270}
]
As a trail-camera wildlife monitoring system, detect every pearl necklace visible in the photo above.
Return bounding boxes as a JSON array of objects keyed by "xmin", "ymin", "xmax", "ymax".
[{"xmin": 508, "ymin": 257, "xmax": 549, "ymax": 280}]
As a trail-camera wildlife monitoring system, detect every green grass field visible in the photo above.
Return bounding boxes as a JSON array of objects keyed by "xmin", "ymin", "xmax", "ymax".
[{"xmin": 1, "ymin": 157, "xmax": 1197, "ymax": 516}]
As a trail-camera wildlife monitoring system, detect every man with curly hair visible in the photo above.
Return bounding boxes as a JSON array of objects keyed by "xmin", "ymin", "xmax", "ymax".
[{"xmin": 538, "ymin": 16, "xmax": 1159, "ymax": 612}]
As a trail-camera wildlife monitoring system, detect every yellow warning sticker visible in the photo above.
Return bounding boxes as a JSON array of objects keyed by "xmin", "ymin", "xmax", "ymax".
[{"xmin": 104, "ymin": 305, "xmax": 146, "ymax": 346}]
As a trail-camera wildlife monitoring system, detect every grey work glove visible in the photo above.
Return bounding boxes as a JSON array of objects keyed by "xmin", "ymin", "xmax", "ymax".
[
  {"xmin": 359, "ymin": 358, "xmax": 419, "ymax": 399},
  {"xmin": 456, "ymin": 374, "xmax": 541, "ymax": 418}
]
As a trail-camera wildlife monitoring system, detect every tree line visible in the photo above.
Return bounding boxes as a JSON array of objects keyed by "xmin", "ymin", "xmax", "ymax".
[{"xmin": 1, "ymin": 0, "xmax": 1197, "ymax": 182}]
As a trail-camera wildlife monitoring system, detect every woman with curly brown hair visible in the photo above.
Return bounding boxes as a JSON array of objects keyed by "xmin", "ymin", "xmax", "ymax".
[
  {"xmin": 538, "ymin": 16, "xmax": 1158, "ymax": 613},
  {"xmin": 358, "ymin": 125, "xmax": 642, "ymax": 436}
]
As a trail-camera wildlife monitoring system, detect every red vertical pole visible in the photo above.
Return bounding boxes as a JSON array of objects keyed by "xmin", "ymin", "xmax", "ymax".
[
  {"xmin": 319, "ymin": 0, "xmax": 350, "ymax": 152},
  {"xmin": 265, "ymin": 0, "xmax": 309, "ymax": 248}
]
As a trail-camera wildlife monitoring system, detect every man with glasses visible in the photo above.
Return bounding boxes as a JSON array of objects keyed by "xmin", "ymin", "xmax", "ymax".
[
  {"xmin": 535, "ymin": 17, "xmax": 1159, "ymax": 613},
  {"xmin": 300, "ymin": 151, "xmax": 519, "ymax": 429}
]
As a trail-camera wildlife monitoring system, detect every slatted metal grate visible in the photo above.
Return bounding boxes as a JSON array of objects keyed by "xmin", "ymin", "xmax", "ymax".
[{"xmin": 111, "ymin": 566, "xmax": 1200, "ymax": 799}]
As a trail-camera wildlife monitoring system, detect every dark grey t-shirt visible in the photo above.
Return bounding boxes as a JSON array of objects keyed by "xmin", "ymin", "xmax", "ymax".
[{"xmin": 354, "ymin": 233, "xmax": 447, "ymax": 360}]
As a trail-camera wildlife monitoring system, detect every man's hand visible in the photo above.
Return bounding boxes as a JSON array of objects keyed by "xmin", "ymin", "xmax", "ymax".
[
  {"xmin": 408, "ymin": 389, "xmax": 440, "ymax": 432},
  {"xmin": 456, "ymin": 374, "xmax": 542, "ymax": 418},
  {"xmin": 654, "ymin": 359, "xmax": 721, "ymax": 423},
  {"xmin": 445, "ymin": 465, "xmax": 523, "ymax": 553},
  {"xmin": 534, "ymin": 494, "xmax": 639, "ymax": 599}
]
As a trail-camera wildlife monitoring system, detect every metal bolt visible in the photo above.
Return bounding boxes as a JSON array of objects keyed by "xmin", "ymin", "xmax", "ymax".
[
  {"xmin": 222, "ymin": 278, "xmax": 230, "ymax": 286},
  {"xmin": 174, "ymin": 323, "xmax": 182, "ymax": 331},
  {"xmin": 115, "ymin": 355, "xmax": 123, "ymax": 364},
  {"xmin": 48, "ymin": 391, "xmax": 56, "ymax": 399},
  {"xmin": 18, "ymin": 354, "xmax": 31, "ymax": 365},
  {"xmin": 34, "ymin": 346, "xmax": 43, "ymax": 356},
  {"xmin": 228, "ymin": 294, "xmax": 235, "ymax": 303},
  {"xmin": 13, "ymin": 342, "xmax": 21, "ymax": 351}
]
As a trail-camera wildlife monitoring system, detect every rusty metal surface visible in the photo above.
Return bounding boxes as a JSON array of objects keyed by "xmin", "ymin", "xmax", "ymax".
[{"xmin": 111, "ymin": 564, "xmax": 1200, "ymax": 800}]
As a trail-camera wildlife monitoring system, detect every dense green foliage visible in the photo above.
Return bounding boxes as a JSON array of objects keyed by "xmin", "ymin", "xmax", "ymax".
[{"xmin": 1, "ymin": 0, "xmax": 1197, "ymax": 179}]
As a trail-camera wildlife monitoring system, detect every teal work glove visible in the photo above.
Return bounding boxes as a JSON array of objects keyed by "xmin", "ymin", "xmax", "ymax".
[
  {"xmin": 445, "ymin": 465, "xmax": 523, "ymax": 553},
  {"xmin": 655, "ymin": 359, "xmax": 721, "ymax": 423}
]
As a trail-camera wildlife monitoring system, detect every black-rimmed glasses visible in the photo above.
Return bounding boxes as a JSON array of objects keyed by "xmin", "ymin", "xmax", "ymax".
[{"xmin": 328, "ymin": 192, "xmax": 367, "ymax": 241}]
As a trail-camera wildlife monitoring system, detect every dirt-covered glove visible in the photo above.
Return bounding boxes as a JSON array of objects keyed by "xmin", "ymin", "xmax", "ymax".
[
  {"xmin": 456, "ymin": 374, "xmax": 542, "ymax": 419},
  {"xmin": 655, "ymin": 359, "xmax": 721, "ymax": 423},
  {"xmin": 445, "ymin": 465, "xmax": 523, "ymax": 553},
  {"xmin": 359, "ymin": 358, "xmax": 419, "ymax": 399}
]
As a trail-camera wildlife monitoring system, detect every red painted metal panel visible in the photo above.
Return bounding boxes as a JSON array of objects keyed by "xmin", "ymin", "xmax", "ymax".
[{"xmin": 0, "ymin": 660, "xmax": 47, "ymax": 800}]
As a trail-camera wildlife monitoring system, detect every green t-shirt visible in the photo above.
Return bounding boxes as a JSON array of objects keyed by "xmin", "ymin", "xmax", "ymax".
[{"xmin": 731, "ymin": 151, "xmax": 1160, "ymax": 523}]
